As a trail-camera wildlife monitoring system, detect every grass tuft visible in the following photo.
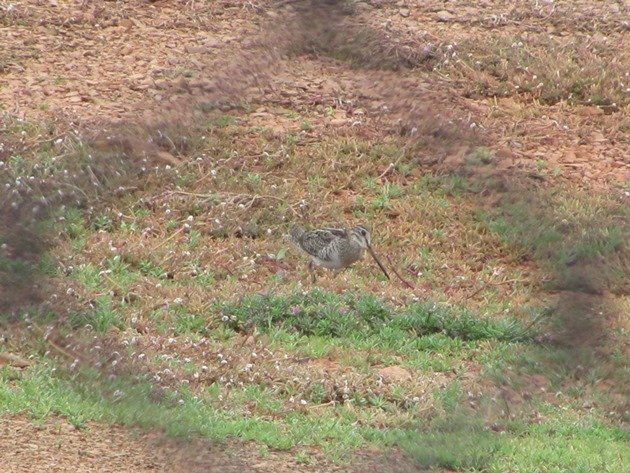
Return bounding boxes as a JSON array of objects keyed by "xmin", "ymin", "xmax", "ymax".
[{"xmin": 218, "ymin": 290, "xmax": 537, "ymax": 342}]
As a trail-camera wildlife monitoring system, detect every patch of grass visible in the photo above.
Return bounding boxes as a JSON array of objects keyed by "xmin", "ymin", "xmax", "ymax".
[
  {"xmin": 400, "ymin": 408, "xmax": 629, "ymax": 472},
  {"xmin": 399, "ymin": 412, "xmax": 501, "ymax": 470},
  {"xmin": 2, "ymin": 359, "xmax": 627, "ymax": 470},
  {"xmin": 218, "ymin": 290, "xmax": 537, "ymax": 343},
  {"xmin": 69, "ymin": 296, "xmax": 123, "ymax": 332},
  {"xmin": 443, "ymin": 35, "xmax": 628, "ymax": 107},
  {"xmin": 0, "ymin": 365, "xmax": 377, "ymax": 458},
  {"xmin": 71, "ymin": 263, "xmax": 102, "ymax": 288},
  {"xmin": 476, "ymin": 187, "xmax": 628, "ymax": 293},
  {"xmin": 173, "ymin": 310, "xmax": 208, "ymax": 335},
  {"xmin": 397, "ymin": 383, "xmax": 629, "ymax": 472}
]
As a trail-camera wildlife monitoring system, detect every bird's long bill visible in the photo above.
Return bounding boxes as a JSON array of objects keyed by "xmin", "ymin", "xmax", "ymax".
[{"xmin": 367, "ymin": 246, "xmax": 390, "ymax": 280}]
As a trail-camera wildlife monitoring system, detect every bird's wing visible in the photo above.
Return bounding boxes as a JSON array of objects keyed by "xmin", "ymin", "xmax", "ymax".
[
  {"xmin": 319, "ymin": 228, "xmax": 347, "ymax": 238},
  {"xmin": 298, "ymin": 229, "xmax": 342, "ymax": 257}
]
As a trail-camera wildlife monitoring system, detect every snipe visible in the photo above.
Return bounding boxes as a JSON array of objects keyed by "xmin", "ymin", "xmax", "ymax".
[{"xmin": 287, "ymin": 224, "xmax": 390, "ymax": 282}]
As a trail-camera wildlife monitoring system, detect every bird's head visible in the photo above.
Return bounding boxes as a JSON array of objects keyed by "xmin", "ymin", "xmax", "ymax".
[
  {"xmin": 349, "ymin": 225, "xmax": 371, "ymax": 249},
  {"xmin": 350, "ymin": 224, "xmax": 390, "ymax": 280}
]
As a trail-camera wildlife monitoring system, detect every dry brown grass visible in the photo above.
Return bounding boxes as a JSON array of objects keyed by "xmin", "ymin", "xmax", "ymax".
[{"xmin": 438, "ymin": 34, "xmax": 628, "ymax": 108}]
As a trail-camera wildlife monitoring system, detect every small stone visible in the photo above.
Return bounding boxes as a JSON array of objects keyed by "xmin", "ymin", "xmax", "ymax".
[
  {"xmin": 185, "ymin": 45, "xmax": 206, "ymax": 54},
  {"xmin": 436, "ymin": 10, "xmax": 455, "ymax": 21},
  {"xmin": 399, "ymin": 8, "xmax": 410, "ymax": 17},
  {"xmin": 203, "ymin": 37, "xmax": 221, "ymax": 48},
  {"xmin": 378, "ymin": 366, "xmax": 412, "ymax": 383},
  {"xmin": 353, "ymin": 2, "xmax": 373, "ymax": 13},
  {"xmin": 329, "ymin": 118, "xmax": 350, "ymax": 126},
  {"xmin": 119, "ymin": 18, "xmax": 133, "ymax": 30}
]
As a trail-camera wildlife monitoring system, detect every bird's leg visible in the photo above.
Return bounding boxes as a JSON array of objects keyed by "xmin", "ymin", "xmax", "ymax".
[{"xmin": 308, "ymin": 260, "xmax": 317, "ymax": 283}]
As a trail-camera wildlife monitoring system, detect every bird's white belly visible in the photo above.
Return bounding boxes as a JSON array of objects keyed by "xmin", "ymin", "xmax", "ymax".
[
  {"xmin": 313, "ymin": 255, "xmax": 360, "ymax": 270},
  {"xmin": 313, "ymin": 257, "xmax": 343, "ymax": 269}
]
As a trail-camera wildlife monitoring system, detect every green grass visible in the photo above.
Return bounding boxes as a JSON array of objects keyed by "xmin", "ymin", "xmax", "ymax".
[
  {"xmin": 69, "ymin": 296, "xmax": 124, "ymax": 332},
  {"xmin": 2, "ymin": 363, "xmax": 627, "ymax": 470},
  {"xmin": 399, "ymin": 408, "xmax": 629, "ymax": 472},
  {"xmin": 475, "ymin": 187, "xmax": 628, "ymax": 293},
  {"xmin": 0, "ymin": 365, "xmax": 381, "ymax": 457},
  {"xmin": 217, "ymin": 290, "xmax": 538, "ymax": 343}
]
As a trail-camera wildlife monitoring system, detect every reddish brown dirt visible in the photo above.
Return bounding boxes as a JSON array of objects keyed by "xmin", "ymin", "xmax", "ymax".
[{"xmin": 1, "ymin": 414, "xmax": 423, "ymax": 473}]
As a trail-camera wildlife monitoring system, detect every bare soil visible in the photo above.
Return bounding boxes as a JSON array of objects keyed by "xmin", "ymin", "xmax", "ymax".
[{"xmin": 1, "ymin": 414, "xmax": 423, "ymax": 472}]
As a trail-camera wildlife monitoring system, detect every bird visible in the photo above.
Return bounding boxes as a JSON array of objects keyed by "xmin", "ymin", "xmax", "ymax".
[{"xmin": 287, "ymin": 224, "xmax": 390, "ymax": 282}]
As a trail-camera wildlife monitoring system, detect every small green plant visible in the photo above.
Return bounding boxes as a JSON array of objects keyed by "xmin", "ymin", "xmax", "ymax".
[
  {"xmin": 138, "ymin": 259, "xmax": 168, "ymax": 279},
  {"xmin": 244, "ymin": 172, "xmax": 262, "ymax": 185},
  {"xmin": 285, "ymin": 110, "xmax": 300, "ymax": 120},
  {"xmin": 63, "ymin": 208, "xmax": 88, "ymax": 240},
  {"xmin": 91, "ymin": 214, "xmax": 113, "ymax": 231},
  {"xmin": 187, "ymin": 229, "xmax": 202, "ymax": 249},
  {"xmin": 209, "ymin": 115, "xmax": 236, "ymax": 128},
  {"xmin": 70, "ymin": 296, "xmax": 123, "ymax": 332},
  {"xmin": 72, "ymin": 263, "xmax": 101, "ymax": 288},
  {"xmin": 466, "ymin": 147, "xmax": 495, "ymax": 166},
  {"xmin": 174, "ymin": 311, "xmax": 208, "ymax": 335}
]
